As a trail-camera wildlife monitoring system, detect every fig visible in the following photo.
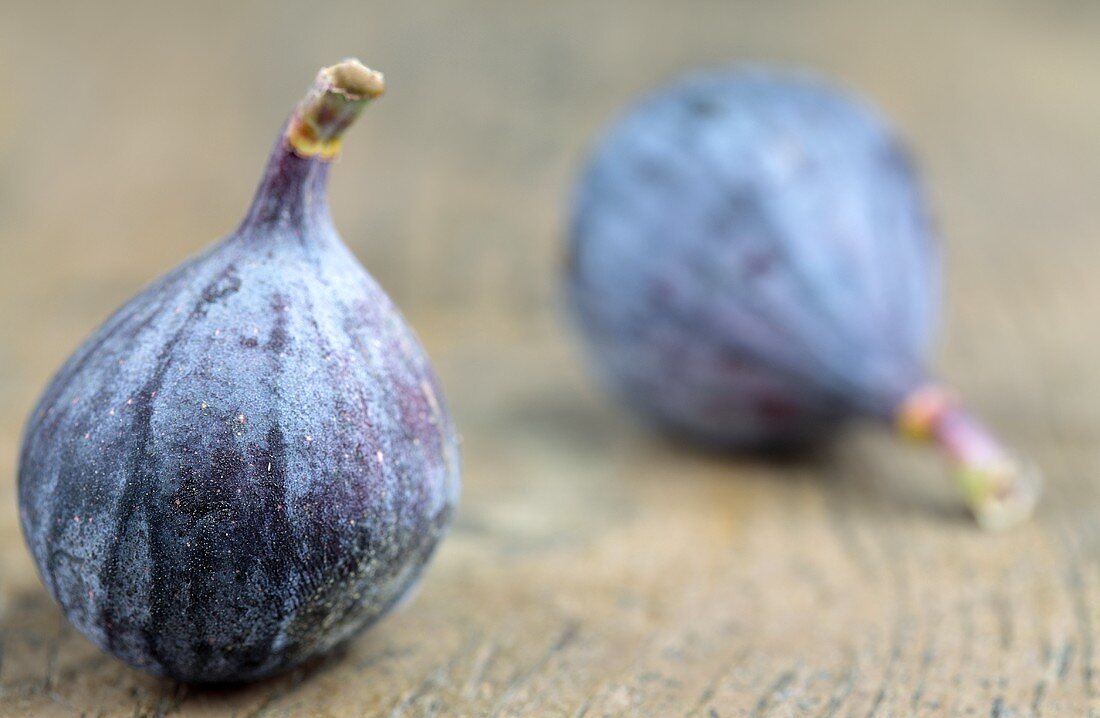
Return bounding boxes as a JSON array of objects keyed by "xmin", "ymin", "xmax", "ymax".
[
  {"xmin": 18, "ymin": 60, "xmax": 460, "ymax": 683},
  {"xmin": 566, "ymin": 67, "xmax": 1039, "ymax": 530}
]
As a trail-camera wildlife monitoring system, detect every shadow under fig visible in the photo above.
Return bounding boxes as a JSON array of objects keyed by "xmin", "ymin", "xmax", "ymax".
[
  {"xmin": 0, "ymin": 583, "xmax": 371, "ymax": 709},
  {"xmin": 181, "ymin": 642, "xmax": 349, "ymax": 695},
  {"xmin": 504, "ymin": 387, "xmax": 971, "ymax": 526}
]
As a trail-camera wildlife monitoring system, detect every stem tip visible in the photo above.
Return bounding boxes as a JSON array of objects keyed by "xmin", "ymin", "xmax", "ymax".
[
  {"xmin": 286, "ymin": 59, "xmax": 384, "ymax": 160},
  {"xmin": 960, "ymin": 458, "xmax": 1043, "ymax": 531},
  {"xmin": 898, "ymin": 384, "xmax": 1042, "ymax": 531},
  {"xmin": 326, "ymin": 59, "xmax": 385, "ymax": 100}
]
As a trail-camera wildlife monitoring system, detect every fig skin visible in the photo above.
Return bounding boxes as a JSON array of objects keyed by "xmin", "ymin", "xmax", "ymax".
[
  {"xmin": 18, "ymin": 61, "xmax": 460, "ymax": 683},
  {"xmin": 568, "ymin": 68, "xmax": 938, "ymax": 449},
  {"xmin": 567, "ymin": 68, "xmax": 1038, "ymax": 528}
]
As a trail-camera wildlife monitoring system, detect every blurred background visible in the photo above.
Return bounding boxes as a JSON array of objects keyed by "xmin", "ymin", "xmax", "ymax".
[{"xmin": 0, "ymin": 1, "xmax": 1098, "ymax": 715}]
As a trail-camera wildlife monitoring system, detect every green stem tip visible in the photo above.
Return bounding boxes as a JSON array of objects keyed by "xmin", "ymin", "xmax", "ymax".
[
  {"xmin": 898, "ymin": 385, "xmax": 1042, "ymax": 531},
  {"xmin": 285, "ymin": 59, "xmax": 385, "ymax": 160}
]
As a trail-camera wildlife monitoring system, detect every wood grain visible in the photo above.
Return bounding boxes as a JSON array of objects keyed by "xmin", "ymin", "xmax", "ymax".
[{"xmin": 0, "ymin": 0, "xmax": 1098, "ymax": 715}]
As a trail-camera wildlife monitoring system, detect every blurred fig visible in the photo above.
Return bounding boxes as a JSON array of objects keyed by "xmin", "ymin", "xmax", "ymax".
[
  {"xmin": 566, "ymin": 67, "xmax": 1039, "ymax": 530},
  {"xmin": 19, "ymin": 60, "xmax": 460, "ymax": 683}
]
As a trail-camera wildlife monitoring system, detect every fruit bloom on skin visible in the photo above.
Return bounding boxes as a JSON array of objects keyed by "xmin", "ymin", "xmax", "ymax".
[
  {"xmin": 19, "ymin": 60, "xmax": 460, "ymax": 683},
  {"xmin": 567, "ymin": 67, "xmax": 1039, "ymax": 530}
]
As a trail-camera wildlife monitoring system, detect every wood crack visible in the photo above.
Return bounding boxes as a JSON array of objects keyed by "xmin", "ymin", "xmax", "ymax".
[{"xmin": 488, "ymin": 622, "xmax": 579, "ymax": 718}]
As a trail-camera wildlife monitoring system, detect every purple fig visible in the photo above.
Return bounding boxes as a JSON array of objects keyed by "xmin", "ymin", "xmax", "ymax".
[
  {"xmin": 18, "ymin": 60, "xmax": 460, "ymax": 683},
  {"xmin": 566, "ymin": 67, "xmax": 1039, "ymax": 530}
]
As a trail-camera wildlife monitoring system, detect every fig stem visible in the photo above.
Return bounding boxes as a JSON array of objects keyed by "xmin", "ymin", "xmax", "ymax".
[
  {"xmin": 285, "ymin": 59, "xmax": 385, "ymax": 161},
  {"xmin": 897, "ymin": 385, "xmax": 1041, "ymax": 531}
]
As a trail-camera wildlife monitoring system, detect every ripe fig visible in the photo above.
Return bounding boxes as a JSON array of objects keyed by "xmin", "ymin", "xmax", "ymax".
[
  {"xmin": 566, "ymin": 67, "xmax": 1039, "ymax": 530},
  {"xmin": 18, "ymin": 60, "xmax": 460, "ymax": 683}
]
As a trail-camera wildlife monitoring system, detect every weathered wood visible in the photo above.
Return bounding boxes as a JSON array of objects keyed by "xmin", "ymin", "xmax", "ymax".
[{"xmin": 0, "ymin": 0, "xmax": 1098, "ymax": 715}]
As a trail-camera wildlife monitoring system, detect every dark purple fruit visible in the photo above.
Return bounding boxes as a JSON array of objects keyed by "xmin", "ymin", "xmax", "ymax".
[
  {"xmin": 18, "ymin": 60, "xmax": 460, "ymax": 683},
  {"xmin": 566, "ymin": 67, "xmax": 1038, "ymax": 529}
]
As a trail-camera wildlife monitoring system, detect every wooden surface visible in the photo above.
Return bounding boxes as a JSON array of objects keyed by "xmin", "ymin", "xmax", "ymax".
[{"xmin": 1, "ymin": 1, "xmax": 1099, "ymax": 715}]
